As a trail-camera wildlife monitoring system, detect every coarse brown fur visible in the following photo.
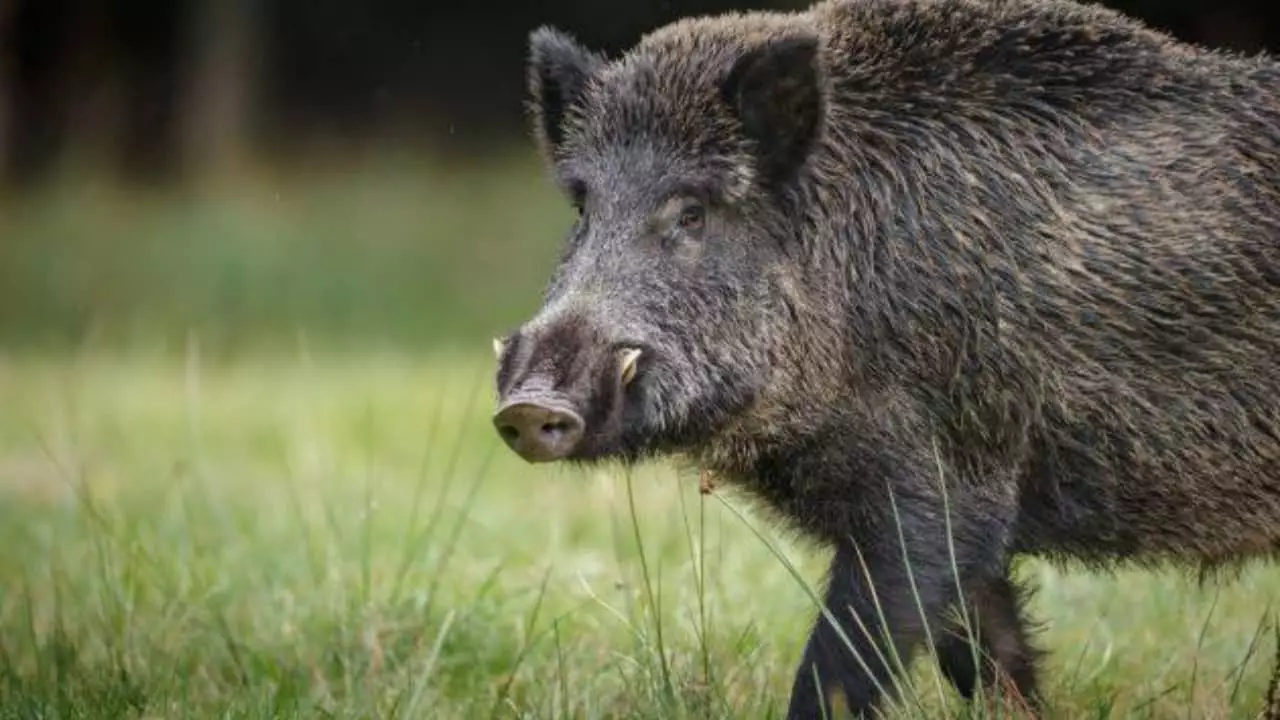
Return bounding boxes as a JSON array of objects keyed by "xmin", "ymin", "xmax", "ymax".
[{"xmin": 493, "ymin": 0, "xmax": 1280, "ymax": 717}]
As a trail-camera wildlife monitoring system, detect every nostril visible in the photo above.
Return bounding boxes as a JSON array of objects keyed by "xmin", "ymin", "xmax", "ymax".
[
  {"xmin": 541, "ymin": 420, "xmax": 570, "ymax": 435},
  {"xmin": 497, "ymin": 423, "xmax": 521, "ymax": 443}
]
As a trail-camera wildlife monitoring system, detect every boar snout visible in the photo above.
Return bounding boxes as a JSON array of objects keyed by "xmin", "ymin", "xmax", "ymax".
[
  {"xmin": 493, "ymin": 397, "xmax": 585, "ymax": 462},
  {"xmin": 492, "ymin": 317, "xmax": 647, "ymax": 463}
]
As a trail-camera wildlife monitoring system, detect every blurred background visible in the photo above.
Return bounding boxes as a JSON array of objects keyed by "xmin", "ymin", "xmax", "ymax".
[{"xmin": 0, "ymin": 0, "xmax": 1276, "ymax": 356}]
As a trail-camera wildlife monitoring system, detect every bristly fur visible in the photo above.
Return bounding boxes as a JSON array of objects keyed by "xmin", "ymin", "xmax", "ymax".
[{"xmin": 497, "ymin": 0, "xmax": 1280, "ymax": 717}]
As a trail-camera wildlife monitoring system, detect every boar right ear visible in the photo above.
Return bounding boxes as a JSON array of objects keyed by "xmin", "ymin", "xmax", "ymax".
[
  {"xmin": 527, "ymin": 26, "xmax": 604, "ymax": 155},
  {"xmin": 721, "ymin": 35, "xmax": 824, "ymax": 187}
]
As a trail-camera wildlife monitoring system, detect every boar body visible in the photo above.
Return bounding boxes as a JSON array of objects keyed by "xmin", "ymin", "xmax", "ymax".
[{"xmin": 493, "ymin": 0, "xmax": 1280, "ymax": 716}]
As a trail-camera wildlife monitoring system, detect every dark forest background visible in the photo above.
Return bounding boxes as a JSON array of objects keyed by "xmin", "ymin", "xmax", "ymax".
[{"xmin": 0, "ymin": 0, "xmax": 1276, "ymax": 353}]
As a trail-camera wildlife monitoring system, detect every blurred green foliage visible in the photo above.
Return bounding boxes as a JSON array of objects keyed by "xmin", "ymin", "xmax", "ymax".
[{"xmin": 0, "ymin": 150, "xmax": 572, "ymax": 354}]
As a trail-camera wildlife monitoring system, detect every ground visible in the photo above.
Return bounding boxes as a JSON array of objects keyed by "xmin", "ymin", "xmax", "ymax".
[{"xmin": 0, "ymin": 350, "xmax": 1275, "ymax": 719}]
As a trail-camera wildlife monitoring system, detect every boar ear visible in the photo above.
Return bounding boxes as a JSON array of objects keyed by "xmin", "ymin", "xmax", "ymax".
[
  {"xmin": 721, "ymin": 35, "xmax": 824, "ymax": 186},
  {"xmin": 528, "ymin": 26, "xmax": 604, "ymax": 155}
]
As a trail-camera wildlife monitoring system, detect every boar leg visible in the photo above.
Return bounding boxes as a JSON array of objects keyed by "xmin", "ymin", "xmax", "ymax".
[
  {"xmin": 785, "ymin": 516, "xmax": 1009, "ymax": 718},
  {"xmin": 934, "ymin": 571, "xmax": 1043, "ymax": 711}
]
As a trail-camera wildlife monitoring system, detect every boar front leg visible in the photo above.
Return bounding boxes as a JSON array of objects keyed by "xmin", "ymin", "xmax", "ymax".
[
  {"xmin": 933, "ymin": 570, "xmax": 1043, "ymax": 710},
  {"xmin": 784, "ymin": 472, "xmax": 1016, "ymax": 719}
]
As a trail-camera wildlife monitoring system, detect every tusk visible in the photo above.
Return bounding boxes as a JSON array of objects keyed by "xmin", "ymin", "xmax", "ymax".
[
  {"xmin": 492, "ymin": 337, "xmax": 505, "ymax": 359},
  {"xmin": 619, "ymin": 348, "xmax": 643, "ymax": 386}
]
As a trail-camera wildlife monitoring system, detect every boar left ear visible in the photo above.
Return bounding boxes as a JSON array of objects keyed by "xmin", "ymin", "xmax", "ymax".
[
  {"xmin": 528, "ymin": 26, "xmax": 605, "ymax": 156},
  {"xmin": 721, "ymin": 35, "xmax": 824, "ymax": 187}
]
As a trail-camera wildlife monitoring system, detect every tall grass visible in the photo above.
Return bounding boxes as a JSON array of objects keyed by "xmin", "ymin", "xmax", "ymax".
[{"xmin": 0, "ymin": 349, "xmax": 1276, "ymax": 719}]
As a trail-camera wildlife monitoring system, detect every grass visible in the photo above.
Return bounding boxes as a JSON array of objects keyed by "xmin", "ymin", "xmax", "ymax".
[
  {"xmin": 0, "ymin": 348, "xmax": 1277, "ymax": 719},
  {"xmin": 0, "ymin": 148, "xmax": 568, "ymax": 353},
  {"xmin": 0, "ymin": 150, "xmax": 1277, "ymax": 717}
]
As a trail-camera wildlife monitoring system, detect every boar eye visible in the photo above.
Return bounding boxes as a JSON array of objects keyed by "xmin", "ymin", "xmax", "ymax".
[
  {"xmin": 567, "ymin": 180, "xmax": 588, "ymax": 217},
  {"xmin": 677, "ymin": 203, "xmax": 705, "ymax": 233}
]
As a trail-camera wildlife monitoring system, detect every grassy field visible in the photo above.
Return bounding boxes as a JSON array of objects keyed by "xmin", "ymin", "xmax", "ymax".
[
  {"xmin": 0, "ymin": 349, "xmax": 1277, "ymax": 719},
  {"xmin": 0, "ymin": 151, "xmax": 568, "ymax": 353},
  {"xmin": 0, "ymin": 151, "xmax": 1276, "ymax": 717}
]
